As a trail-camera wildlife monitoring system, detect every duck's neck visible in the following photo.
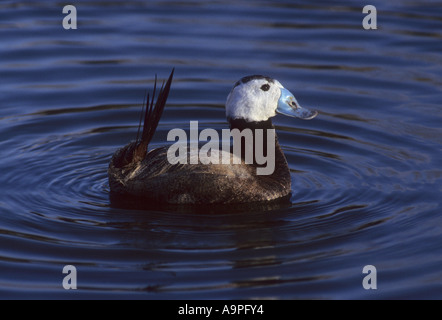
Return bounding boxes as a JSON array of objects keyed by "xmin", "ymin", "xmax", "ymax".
[
  {"xmin": 228, "ymin": 118, "xmax": 274, "ymax": 131},
  {"xmin": 227, "ymin": 118, "xmax": 286, "ymax": 174}
]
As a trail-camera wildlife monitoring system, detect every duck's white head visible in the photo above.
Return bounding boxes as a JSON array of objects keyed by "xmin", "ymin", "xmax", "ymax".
[{"xmin": 226, "ymin": 75, "xmax": 318, "ymax": 122}]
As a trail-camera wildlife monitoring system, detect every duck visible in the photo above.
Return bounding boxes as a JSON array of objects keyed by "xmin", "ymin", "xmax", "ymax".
[{"xmin": 108, "ymin": 69, "xmax": 318, "ymax": 204}]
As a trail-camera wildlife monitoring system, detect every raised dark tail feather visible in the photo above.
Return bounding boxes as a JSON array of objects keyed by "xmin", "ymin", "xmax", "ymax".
[{"xmin": 133, "ymin": 68, "xmax": 174, "ymax": 162}]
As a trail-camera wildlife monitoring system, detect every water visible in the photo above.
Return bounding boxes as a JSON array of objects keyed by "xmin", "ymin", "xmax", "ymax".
[{"xmin": 0, "ymin": 0, "xmax": 441, "ymax": 299}]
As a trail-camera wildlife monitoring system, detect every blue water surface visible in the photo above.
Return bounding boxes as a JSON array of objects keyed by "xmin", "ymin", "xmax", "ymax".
[{"xmin": 0, "ymin": 0, "xmax": 441, "ymax": 299}]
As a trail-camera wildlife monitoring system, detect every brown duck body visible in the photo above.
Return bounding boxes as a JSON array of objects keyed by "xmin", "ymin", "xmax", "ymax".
[{"xmin": 108, "ymin": 124, "xmax": 291, "ymax": 204}]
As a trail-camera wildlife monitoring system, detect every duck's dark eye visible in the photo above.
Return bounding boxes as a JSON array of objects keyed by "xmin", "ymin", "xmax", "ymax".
[{"xmin": 260, "ymin": 84, "xmax": 270, "ymax": 91}]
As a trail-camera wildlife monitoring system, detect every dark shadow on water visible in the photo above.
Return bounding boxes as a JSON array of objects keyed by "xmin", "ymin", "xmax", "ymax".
[{"xmin": 109, "ymin": 191, "xmax": 293, "ymax": 214}]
